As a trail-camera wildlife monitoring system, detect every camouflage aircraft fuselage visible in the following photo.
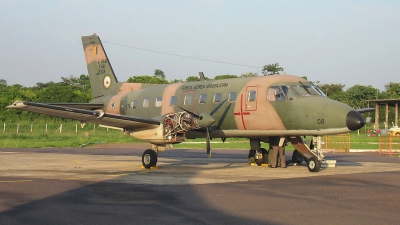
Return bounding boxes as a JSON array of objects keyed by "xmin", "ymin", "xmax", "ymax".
[
  {"xmin": 89, "ymin": 76, "xmax": 359, "ymax": 139},
  {"xmin": 82, "ymin": 34, "xmax": 362, "ymax": 142}
]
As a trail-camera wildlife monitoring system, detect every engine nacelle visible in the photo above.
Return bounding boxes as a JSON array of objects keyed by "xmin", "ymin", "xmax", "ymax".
[
  {"xmin": 162, "ymin": 112, "xmax": 203, "ymax": 143},
  {"xmin": 129, "ymin": 111, "xmax": 214, "ymax": 145}
]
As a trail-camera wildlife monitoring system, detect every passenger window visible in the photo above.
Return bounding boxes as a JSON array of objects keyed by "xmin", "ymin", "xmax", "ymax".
[
  {"xmin": 170, "ymin": 96, "xmax": 177, "ymax": 106},
  {"xmin": 248, "ymin": 91, "xmax": 256, "ymax": 102},
  {"xmin": 155, "ymin": 97, "xmax": 162, "ymax": 107},
  {"xmin": 184, "ymin": 95, "xmax": 192, "ymax": 105},
  {"xmin": 199, "ymin": 94, "xmax": 207, "ymax": 104},
  {"xmin": 228, "ymin": 92, "xmax": 236, "ymax": 102},
  {"xmin": 131, "ymin": 100, "xmax": 137, "ymax": 109},
  {"xmin": 143, "ymin": 98, "xmax": 149, "ymax": 108},
  {"xmin": 214, "ymin": 93, "xmax": 222, "ymax": 103}
]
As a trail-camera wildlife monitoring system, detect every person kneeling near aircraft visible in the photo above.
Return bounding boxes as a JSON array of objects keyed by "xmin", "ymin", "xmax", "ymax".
[{"xmin": 270, "ymin": 136, "xmax": 287, "ymax": 168}]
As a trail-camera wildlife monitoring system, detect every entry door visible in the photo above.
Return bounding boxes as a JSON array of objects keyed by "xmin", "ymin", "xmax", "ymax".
[{"xmin": 245, "ymin": 86, "xmax": 258, "ymax": 111}]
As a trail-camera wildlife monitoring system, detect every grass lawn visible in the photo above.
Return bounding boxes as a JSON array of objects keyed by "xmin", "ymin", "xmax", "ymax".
[{"xmin": 1, "ymin": 122, "xmax": 398, "ymax": 150}]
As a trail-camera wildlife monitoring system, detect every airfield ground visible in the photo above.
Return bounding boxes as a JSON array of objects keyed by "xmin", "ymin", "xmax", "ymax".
[{"xmin": 0, "ymin": 144, "xmax": 399, "ymax": 224}]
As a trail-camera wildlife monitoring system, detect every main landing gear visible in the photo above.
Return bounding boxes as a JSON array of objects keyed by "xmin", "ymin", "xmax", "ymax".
[{"xmin": 247, "ymin": 139, "xmax": 269, "ymax": 166}]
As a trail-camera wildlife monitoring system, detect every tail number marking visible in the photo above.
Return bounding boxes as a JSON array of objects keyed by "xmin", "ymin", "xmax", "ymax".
[{"xmin": 96, "ymin": 59, "xmax": 108, "ymax": 75}]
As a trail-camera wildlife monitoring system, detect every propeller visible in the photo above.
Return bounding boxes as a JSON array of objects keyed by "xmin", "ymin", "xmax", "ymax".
[
  {"xmin": 178, "ymin": 99, "xmax": 227, "ymax": 158},
  {"xmin": 206, "ymin": 127, "xmax": 211, "ymax": 158}
]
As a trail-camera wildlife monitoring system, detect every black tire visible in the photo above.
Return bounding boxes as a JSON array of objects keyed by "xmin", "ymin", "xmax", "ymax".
[
  {"xmin": 307, "ymin": 157, "xmax": 321, "ymax": 172},
  {"xmin": 254, "ymin": 148, "xmax": 268, "ymax": 166},
  {"xmin": 255, "ymin": 153, "xmax": 263, "ymax": 166},
  {"xmin": 142, "ymin": 149, "xmax": 158, "ymax": 168},
  {"xmin": 247, "ymin": 150, "xmax": 255, "ymax": 164},
  {"xmin": 261, "ymin": 148, "xmax": 269, "ymax": 164},
  {"xmin": 248, "ymin": 150, "xmax": 256, "ymax": 158},
  {"xmin": 292, "ymin": 150, "xmax": 304, "ymax": 164}
]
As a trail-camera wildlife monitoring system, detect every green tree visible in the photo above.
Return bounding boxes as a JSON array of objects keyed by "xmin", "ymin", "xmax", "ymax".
[
  {"xmin": 0, "ymin": 79, "xmax": 7, "ymax": 86},
  {"xmin": 154, "ymin": 69, "xmax": 165, "ymax": 79},
  {"xmin": 383, "ymin": 82, "xmax": 400, "ymax": 99},
  {"xmin": 262, "ymin": 63, "xmax": 283, "ymax": 76},
  {"xmin": 186, "ymin": 76, "xmax": 201, "ymax": 82},
  {"xmin": 240, "ymin": 72, "xmax": 259, "ymax": 77},
  {"xmin": 127, "ymin": 75, "xmax": 169, "ymax": 84},
  {"xmin": 344, "ymin": 85, "xmax": 377, "ymax": 109},
  {"xmin": 317, "ymin": 83, "xmax": 346, "ymax": 101},
  {"xmin": 214, "ymin": 74, "xmax": 238, "ymax": 80},
  {"xmin": 170, "ymin": 79, "xmax": 184, "ymax": 83}
]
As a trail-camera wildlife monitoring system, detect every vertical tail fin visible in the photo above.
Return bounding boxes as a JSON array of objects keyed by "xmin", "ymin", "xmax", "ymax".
[{"xmin": 82, "ymin": 34, "xmax": 118, "ymax": 98}]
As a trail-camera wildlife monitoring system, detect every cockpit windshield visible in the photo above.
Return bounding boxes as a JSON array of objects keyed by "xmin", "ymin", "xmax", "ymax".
[{"xmin": 267, "ymin": 83, "xmax": 326, "ymax": 102}]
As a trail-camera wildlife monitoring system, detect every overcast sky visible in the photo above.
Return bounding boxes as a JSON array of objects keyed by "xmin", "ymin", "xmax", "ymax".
[{"xmin": 1, "ymin": 0, "xmax": 399, "ymax": 90}]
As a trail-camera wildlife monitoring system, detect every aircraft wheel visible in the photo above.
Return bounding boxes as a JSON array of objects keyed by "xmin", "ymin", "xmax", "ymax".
[
  {"xmin": 307, "ymin": 157, "xmax": 321, "ymax": 172},
  {"xmin": 248, "ymin": 150, "xmax": 256, "ymax": 164},
  {"xmin": 260, "ymin": 148, "xmax": 269, "ymax": 164},
  {"xmin": 292, "ymin": 150, "xmax": 304, "ymax": 164},
  {"xmin": 142, "ymin": 149, "xmax": 158, "ymax": 168},
  {"xmin": 254, "ymin": 149, "xmax": 265, "ymax": 166}
]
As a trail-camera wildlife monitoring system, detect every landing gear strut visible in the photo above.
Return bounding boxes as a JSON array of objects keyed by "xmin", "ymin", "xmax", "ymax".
[{"xmin": 289, "ymin": 136, "xmax": 323, "ymax": 172}]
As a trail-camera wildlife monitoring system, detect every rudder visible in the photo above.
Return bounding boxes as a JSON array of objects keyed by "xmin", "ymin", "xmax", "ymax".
[{"xmin": 82, "ymin": 34, "xmax": 118, "ymax": 98}]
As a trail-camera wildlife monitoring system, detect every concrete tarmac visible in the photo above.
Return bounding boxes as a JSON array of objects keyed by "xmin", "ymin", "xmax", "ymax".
[{"xmin": 0, "ymin": 144, "xmax": 400, "ymax": 224}]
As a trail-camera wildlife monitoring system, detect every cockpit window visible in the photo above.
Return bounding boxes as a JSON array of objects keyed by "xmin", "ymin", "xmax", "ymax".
[
  {"xmin": 267, "ymin": 86, "xmax": 286, "ymax": 101},
  {"xmin": 279, "ymin": 83, "xmax": 326, "ymax": 100},
  {"xmin": 304, "ymin": 86, "xmax": 321, "ymax": 95}
]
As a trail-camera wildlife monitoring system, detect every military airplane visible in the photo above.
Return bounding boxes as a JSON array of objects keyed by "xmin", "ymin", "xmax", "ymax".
[{"xmin": 7, "ymin": 34, "xmax": 369, "ymax": 172}]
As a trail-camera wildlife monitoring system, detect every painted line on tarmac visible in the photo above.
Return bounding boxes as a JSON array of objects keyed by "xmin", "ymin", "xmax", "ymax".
[{"xmin": 0, "ymin": 180, "xmax": 33, "ymax": 183}]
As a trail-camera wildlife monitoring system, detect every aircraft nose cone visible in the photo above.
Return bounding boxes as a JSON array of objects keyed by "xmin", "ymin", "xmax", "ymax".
[{"xmin": 346, "ymin": 110, "xmax": 365, "ymax": 131}]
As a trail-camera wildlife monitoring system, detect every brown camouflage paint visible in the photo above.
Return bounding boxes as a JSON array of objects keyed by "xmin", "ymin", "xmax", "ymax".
[
  {"xmin": 118, "ymin": 83, "xmax": 143, "ymax": 94},
  {"xmin": 161, "ymin": 82, "xmax": 182, "ymax": 114}
]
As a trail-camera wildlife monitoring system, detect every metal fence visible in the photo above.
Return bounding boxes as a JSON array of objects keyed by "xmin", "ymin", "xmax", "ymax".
[
  {"xmin": 379, "ymin": 136, "xmax": 400, "ymax": 156},
  {"xmin": 2, "ymin": 122, "xmax": 106, "ymax": 134},
  {"xmin": 323, "ymin": 134, "xmax": 351, "ymax": 152}
]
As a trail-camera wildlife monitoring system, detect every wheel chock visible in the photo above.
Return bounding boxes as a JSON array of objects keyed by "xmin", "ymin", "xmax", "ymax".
[{"xmin": 140, "ymin": 166, "xmax": 159, "ymax": 170}]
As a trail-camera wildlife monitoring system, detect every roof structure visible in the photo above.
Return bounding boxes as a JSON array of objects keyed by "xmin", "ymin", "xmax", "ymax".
[
  {"xmin": 366, "ymin": 99, "xmax": 400, "ymax": 107},
  {"xmin": 366, "ymin": 99, "xmax": 399, "ymax": 128}
]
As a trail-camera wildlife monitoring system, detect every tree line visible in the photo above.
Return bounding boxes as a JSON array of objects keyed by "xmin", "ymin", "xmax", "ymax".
[{"xmin": 1, "ymin": 63, "xmax": 399, "ymax": 124}]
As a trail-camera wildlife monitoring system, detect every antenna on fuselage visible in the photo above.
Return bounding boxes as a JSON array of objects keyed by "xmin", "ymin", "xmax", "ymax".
[{"xmin": 199, "ymin": 72, "xmax": 206, "ymax": 81}]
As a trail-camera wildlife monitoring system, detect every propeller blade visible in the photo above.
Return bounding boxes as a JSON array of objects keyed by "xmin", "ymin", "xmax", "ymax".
[
  {"xmin": 177, "ymin": 106, "xmax": 202, "ymax": 119},
  {"xmin": 206, "ymin": 128, "xmax": 211, "ymax": 158}
]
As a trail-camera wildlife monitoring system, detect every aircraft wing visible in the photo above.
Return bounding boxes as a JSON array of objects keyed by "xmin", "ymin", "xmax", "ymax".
[
  {"xmin": 356, "ymin": 108, "xmax": 375, "ymax": 113},
  {"xmin": 6, "ymin": 101, "xmax": 160, "ymax": 131},
  {"xmin": 45, "ymin": 103, "xmax": 104, "ymax": 110}
]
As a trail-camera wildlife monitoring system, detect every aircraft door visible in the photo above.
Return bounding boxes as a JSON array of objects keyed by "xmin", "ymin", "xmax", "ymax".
[
  {"xmin": 245, "ymin": 86, "xmax": 258, "ymax": 112},
  {"xmin": 181, "ymin": 90, "xmax": 196, "ymax": 112}
]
